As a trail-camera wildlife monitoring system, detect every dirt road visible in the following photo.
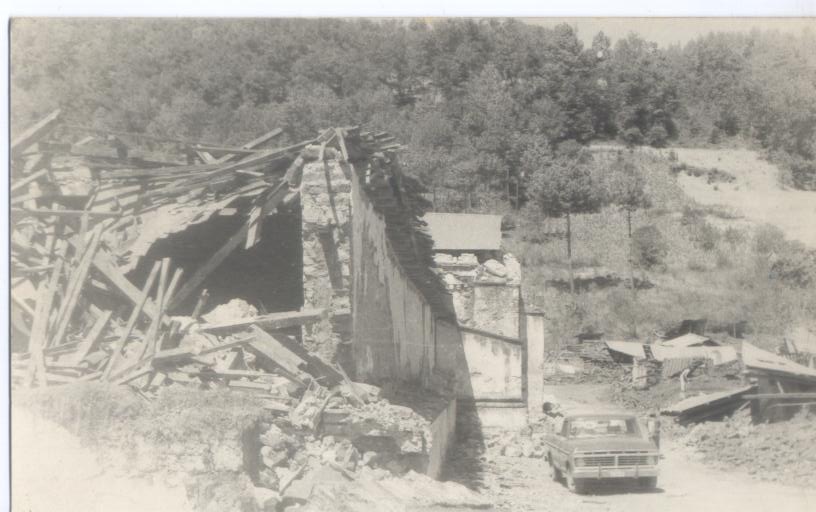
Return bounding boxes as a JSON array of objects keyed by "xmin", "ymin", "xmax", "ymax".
[{"xmin": 445, "ymin": 384, "xmax": 816, "ymax": 512}]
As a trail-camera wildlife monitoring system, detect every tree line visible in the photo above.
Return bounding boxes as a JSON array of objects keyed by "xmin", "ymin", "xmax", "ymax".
[{"xmin": 11, "ymin": 18, "xmax": 816, "ymax": 198}]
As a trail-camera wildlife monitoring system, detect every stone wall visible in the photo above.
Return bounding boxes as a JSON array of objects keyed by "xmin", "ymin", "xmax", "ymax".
[
  {"xmin": 350, "ymin": 168, "xmax": 436, "ymax": 385},
  {"xmin": 300, "ymin": 158, "xmax": 352, "ymax": 362}
]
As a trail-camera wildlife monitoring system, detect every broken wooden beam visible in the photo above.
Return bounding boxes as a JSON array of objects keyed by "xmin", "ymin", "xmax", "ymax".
[
  {"xmin": 744, "ymin": 392, "xmax": 816, "ymax": 400},
  {"xmin": 26, "ymin": 241, "xmax": 67, "ymax": 387},
  {"xmin": 198, "ymin": 309, "xmax": 325, "ymax": 333},
  {"xmin": 70, "ymin": 310, "xmax": 114, "ymax": 366},
  {"xmin": 10, "ymin": 169, "xmax": 50, "ymax": 193},
  {"xmin": 246, "ymin": 326, "xmax": 309, "ymax": 384},
  {"xmin": 12, "ymin": 207, "xmax": 123, "ymax": 219},
  {"xmin": 168, "ymin": 183, "xmax": 290, "ymax": 310},
  {"xmin": 49, "ymin": 225, "xmax": 103, "ymax": 348},
  {"xmin": 12, "ymin": 109, "xmax": 62, "ymax": 156},
  {"xmin": 102, "ymin": 261, "xmax": 161, "ymax": 380}
]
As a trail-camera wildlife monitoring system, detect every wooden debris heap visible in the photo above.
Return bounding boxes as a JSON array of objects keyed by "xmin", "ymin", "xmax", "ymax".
[{"xmin": 10, "ymin": 110, "xmax": 426, "ymax": 395}]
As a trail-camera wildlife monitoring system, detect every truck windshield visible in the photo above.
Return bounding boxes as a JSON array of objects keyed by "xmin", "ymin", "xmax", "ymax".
[{"xmin": 567, "ymin": 418, "xmax": 640, "ymax": 438}]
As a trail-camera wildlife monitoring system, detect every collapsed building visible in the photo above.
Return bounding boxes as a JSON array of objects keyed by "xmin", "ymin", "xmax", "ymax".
[{"xmin": 9, "ymin": 110, "xmax": 541, "ymax": 501}]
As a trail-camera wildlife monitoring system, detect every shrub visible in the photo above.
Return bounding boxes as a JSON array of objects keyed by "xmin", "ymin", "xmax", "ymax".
[
  {"xmin": 724, "ymin": 227, "xmax": 746, "ymax": 248},
  {"xmin": 622, "ymin": 127, "xmax": 644, "ymax": 147},
  {"xmin": 647, "ymin": 125, "xmax": 669, "ymax": 148},
  {"xmin": 631, "ymin": 225, "xmax": 668, "ymax": 269},
  {"xmin": 754, "ymin": 224, "xmax": 787, "ymax": 256},
  {"xmin": 694, "ymin": 222, "xmax": 720, "ymax": 252}
]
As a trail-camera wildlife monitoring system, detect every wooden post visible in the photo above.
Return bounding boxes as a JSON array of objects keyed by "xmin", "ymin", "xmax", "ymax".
[
  {"xmin": 26, "ymin": 241, "xmax": 67, "ymax": 387},
  {"xmin": 49, "ymin": 225, "xmax": 103, "ymax": 348}
]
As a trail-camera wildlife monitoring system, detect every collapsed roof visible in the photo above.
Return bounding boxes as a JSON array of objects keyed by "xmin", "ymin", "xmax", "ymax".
[{"xmin": 10, "ymin": 110, "xmax": 449, "ymax": 388}]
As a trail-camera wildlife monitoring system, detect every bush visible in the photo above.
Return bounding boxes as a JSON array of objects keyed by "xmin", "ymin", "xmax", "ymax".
[
  {"xmin": 631, "ymin": 225, "xmax": 668, "ymax": 269},
  {"xmin": 693, "ymin": 222, "xmax": 720, "ymax": 252},
  {"xmin": 647, "ymin": 125, "xmax": 669, "ymax": 148},
  {"xmin": 723, "ymin": 226, "xmax": 746, "ymax": 248},
  {"xmin": 754, "ymin": 224, "xmax": 787, "ymax": 256},
  {"xmin": 622, "ymin": 127, "xmax": 644, "ymax": 147}
]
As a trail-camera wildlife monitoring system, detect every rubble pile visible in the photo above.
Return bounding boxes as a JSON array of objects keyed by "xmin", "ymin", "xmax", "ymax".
[
  {"xmin": 11, "ymin": 113, "xmax": 470, "ymax": 510},
  {"xmin": 605, "ymin": 371, "xmax": 741, "ymax": 412},
  {"xmin": 9, "ymin": 111, "xmax": 398, "ymax": 395},
  {"xmin": 676, "ymin": 409, "xmax": 816, "ymax": 486},
  {"xmin": 542, "ymin": 343, "xmax": 629, "ymax": 385}
]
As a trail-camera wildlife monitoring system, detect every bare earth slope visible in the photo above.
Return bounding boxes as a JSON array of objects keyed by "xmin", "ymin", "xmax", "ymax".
[{"xmin": 665, "ymin": 147, "xmax": 816, "ymax": 249}]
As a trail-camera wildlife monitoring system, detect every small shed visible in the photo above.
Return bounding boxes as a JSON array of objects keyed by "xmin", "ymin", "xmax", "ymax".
[{"xmin": 422, "ymin": 213, "xmax": 502, "ymax": 255}]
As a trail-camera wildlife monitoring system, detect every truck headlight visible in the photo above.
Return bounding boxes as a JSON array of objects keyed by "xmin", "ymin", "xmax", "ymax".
[
  {"xmin": 647, "ymin": 456, "xmax": 657, "ymax": 465},
  {"xmin": 574, "ymin": 457, "xmax": 586, "ymax": 467}
]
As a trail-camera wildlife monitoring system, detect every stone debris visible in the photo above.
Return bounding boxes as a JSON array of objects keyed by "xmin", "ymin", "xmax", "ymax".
[{"xmin": 675, "ymin": 408, "xmax": 816, "ymax": 487}]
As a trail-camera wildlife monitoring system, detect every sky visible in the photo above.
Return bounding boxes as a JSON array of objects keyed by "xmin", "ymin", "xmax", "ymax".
[{"xmin": 526, "ymin": 17, "xmax": 816, "ymax": 47}]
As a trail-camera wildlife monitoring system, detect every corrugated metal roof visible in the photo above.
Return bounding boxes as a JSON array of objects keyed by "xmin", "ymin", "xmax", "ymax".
[
  {"xmin": 422, "ymin": 213, "xmax": 502, "ymax": 251},
  {"xmin": 662, "ymin": 385, "xmax": 755, "ymax": 415}
]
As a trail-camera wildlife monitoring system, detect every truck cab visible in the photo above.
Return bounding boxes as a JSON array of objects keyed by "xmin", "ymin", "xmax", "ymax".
[{"xmin": 544, "ymin": 413, "xmax": 659, "ymax": 493}]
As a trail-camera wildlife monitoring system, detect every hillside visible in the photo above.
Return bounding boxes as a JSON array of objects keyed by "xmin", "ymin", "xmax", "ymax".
[
  {"xmin": 652, "ymin": 147, "xmax": 816, "ymax": 249},
  {"xmin": 507, "ymin": 145, "xmax": 816, "ymax": 348}
]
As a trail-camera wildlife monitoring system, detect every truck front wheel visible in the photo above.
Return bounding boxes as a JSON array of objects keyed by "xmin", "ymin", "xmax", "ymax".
[
  {"xmin": 547, "ymin": 456, "xmax": 561, "ymax": 482},
  {"xmin": 638, "ymin": 477, "xmax": 657, "ymax": 490},
  {"xmin": 566, "ymin": 473, "xmax": 585, "ymax": 494}
]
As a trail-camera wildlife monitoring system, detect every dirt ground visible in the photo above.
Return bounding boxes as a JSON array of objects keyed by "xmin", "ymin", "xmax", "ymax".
[
  {"xmin": 11, "ymin": 407, "xmax": 194, "ymax": 512},
  {"xmin": 445, "ymin": 384, "xmax": 816, "ymax": 512}
]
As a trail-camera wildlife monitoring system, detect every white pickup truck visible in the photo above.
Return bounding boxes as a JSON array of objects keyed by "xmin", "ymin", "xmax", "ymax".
[{"xmin": 543, "ymin": 413, "xmax": 660, "ymax": 494}]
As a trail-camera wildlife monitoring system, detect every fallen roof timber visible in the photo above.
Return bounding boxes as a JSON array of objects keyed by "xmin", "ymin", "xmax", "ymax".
[
  {"xmin": 198, "ymin": 309, "xmax": 326, "ymax": 333},
  {"xmin": 662, "ymin": 385, "xmax": 757, "ymax": 424},
  {"xmin": 11, "ymin": 109, "xmax": 62, "ymax": 156}
]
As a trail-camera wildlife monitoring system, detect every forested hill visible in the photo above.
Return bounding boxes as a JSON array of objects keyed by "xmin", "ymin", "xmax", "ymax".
[{"xmin": 11, "ymin": 18, "xmax": 816, "ymax": 194}]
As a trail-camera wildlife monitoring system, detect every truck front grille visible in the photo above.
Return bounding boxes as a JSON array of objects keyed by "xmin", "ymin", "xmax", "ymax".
[
  {"xmin": 618, "ymin": 455, "xmax": 649, "ymax": 466},
  {"xmin": 582, "ymin": 456, "xmax": 616, "ymax": 467}
]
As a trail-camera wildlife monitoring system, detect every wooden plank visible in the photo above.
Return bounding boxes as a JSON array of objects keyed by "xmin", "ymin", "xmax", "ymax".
[
  {"xmin": 211, "ymin": 128, "xmax": 285, "ymax": 165},
  {"xmin": 11, "ymin": 169, "xmax": 49, "ymax": 193},
  {"xmin": 11, "ymin": 290, "xmax": 36, "ymax": 317},
  {"xmin": 167, "ymin": 183, "xmax": 290, "ymax": 309},
  {"xmin": 191, "ymin": 289, "xmax": 210, "ymax": 320},
  {"xmin": 12, "ymin": 207, "xmax": 122, "ymax": 219},
  {"xmin": 184, "ymin": 369, "xmax": 282, "ymax": 380},
  {"xmin": 70, "ymin": 310, "xmax": 114, "ymax": 365},
  {"xmin": 102, "ymin": 261, "xmax": 161, "ymax": 380},
  {"xmin": 199, "ymin": 309, "xmax": 325, "ymax": 333},
  {"xmin": 70, "ymin": 240, "xmax": 163, "ymax": 323},
  {"xmin": 744, "ymin": 393, "xmax": 816, "ymax": 400},
  {"xmin": 49, "ymin": 225, "xmax": 103, "ymax": 348},
  {"xmin": 245, "ymin": 205, "xmax": 264, "ymax": 249},
  {"xmin": 192, "ymin": 145, "xmax": 261, "ymax": 157},
  {"xmin": 139, "ymin": 258, "xmax": 169, "ymax": 360},
  {"xmin": 26, "ymin": 242, "xmax": 67, "ymax": 387},
  {"xmin": 195, "ymin": 335, "xmax": 255, "ymax": 357},
  {"xmin": 12, "ymin": 109, "xmax": 62, "ymax": 155},
  {"xmin": 246, "ymin": 326, "xmax": 308, "ymax": 383}
]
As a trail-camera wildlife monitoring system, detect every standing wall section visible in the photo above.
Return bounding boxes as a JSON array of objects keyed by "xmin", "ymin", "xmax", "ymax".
[{"xmin": 350, "ymin": 168, "xmax": 436, "ymax": 385}]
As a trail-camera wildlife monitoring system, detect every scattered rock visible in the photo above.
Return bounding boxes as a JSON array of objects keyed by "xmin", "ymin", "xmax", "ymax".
[{"xmin": 252, "ymin": 487, "xmax": 280, "ymax": 512}]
